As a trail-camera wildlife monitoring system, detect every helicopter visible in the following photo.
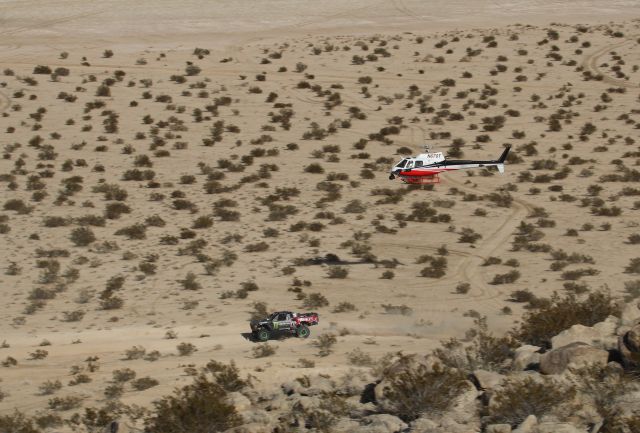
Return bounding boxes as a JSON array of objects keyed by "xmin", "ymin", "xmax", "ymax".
[{"xmin": 388, "ymin": 145, "xmax": 511, "ymax": 184}]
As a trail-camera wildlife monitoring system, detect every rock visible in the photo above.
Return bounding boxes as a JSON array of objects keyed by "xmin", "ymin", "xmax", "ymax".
[
  {"xmin": 409, "ymin": 417, "xmax": 439, "ymax": 432},
  {"xmin": 539, "ymin": 342, "xmax": 608, "ymax": 375},
  {"xmin": 535, "ymin": 422, "xmax": 588, "ymax": 433},
  {"xmin": 618, "ymin": 324, "xmax": 640, "ymax": 369},
  {"xmin": 361, "ymin": 414, "xmax": 407, "ymax": 433},
  {"xmin": 447, "ymin": 382, "xmax": 481, "ymax": 427},
  {"xmin": 227, "ymin": 392, "xmax": 252, "ymax": 412},
  {"xmin": 472, "ymin": 370, "xmax": 506, "ymax": 391},
  {"xmin": 551, "ymin": 317, "xmax": 618, "ymax": 351},
  {"xmin": 513, "ymin": 345, "xmax": 541, "ymax": 370},
  {"xmin": 513, "ymin": 414, "xmax": 537, "ymax": 433},
  {"xmin": 620, "ymin": 301, "xmax": 640, "ymax": 326},
  {"xmin": 486, "ymin": 424, "xmax": 512, "ymax": 433}
]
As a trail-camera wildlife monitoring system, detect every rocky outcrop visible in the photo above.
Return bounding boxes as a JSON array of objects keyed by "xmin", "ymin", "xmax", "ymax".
[
  {"xmin": 513, "ymin": 414, "xmax": 537, "ymax": 433},
  {"xmin": 359, "ymin": 414, "xmax": 407, "ymax": 433},
  {"xmin": 550, "ymin": 316, "xmax": 618, "ymax": 351},
  {"xmin": 539, "ymin": 342, "xmax": 608, "ymax": 375},
  {"xmin": 485, "ymin": 424, "xmax": 512, "ymax": 433}
]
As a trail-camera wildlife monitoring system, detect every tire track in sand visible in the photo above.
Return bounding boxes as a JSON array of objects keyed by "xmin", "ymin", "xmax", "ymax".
[{"xmin": 582, "ymin": 35, "xmax": 640, "ymax": 89}]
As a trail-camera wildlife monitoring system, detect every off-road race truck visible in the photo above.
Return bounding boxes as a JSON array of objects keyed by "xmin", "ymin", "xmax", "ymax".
[{"xmin": 250, "ymin": 311, "xmax": 319, "ymax": 342}]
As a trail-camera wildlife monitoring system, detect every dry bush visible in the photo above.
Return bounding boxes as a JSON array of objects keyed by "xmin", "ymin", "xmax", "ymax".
[
  {"xmin": 144, "ymin": 368, "xmax": 242, "ymax": 433},
  {"xmin": 303, "ymin": 293, "xmax": 329, "ymax": 309},
  {"xmin": 381, "ymin": 360, "xmax": 467, "ymax": 421},
  {"xmin": 333, "ymin": 302, "xmax": 357, "ymax": 313},
  {"xmin": 252, "ymin": 343, "xmax": 276, "ymax": 358},
  {"xmin": 113, "ymin": 368, "xmax": 136, "ymax": 382},
  {"xmin": 39, "ymin": 379, "xmax": 63, "ymax": 395},
  {"xmin": 347, "ymin": 348, "xmax": 374, "ymax": 366},
  {"xmin": 131, "ymin": 376, "xmax": 159, "ymax": 391},
  {"xmin": 177, "ymin": 342, "xmax": 197, "ymax": 356},
  {"xmin": 124, "ymin": 346, "xmax": 146, "ymax": 360},
  {"xmin": 434, "ymin": 317, "xmax": 517, "ymax": 373},
  {"xmin": 382, "ymin": 304, "xmax": 413, "ymax": 315},
  {"xmin": 486, "ymin": 376, "xmax": 576, "ymax": 427},
  {"xmin": 326, "ymin": 266, "xmax": 348, "ymax": 278},
  {"xmin": 512, "ymin": 291, "xmax": 620, "ymax": 348},
  {"xmin": 48, "ymin": 395, "xmax": 83, "ymax": 411},
  {"xmin": 313, "ymin": 334, "xmax": 337, "ymax": 357},
  {"xmin": 69, "ymin": 227, "xmax": 96, "ymax": 246},
  {"xmin": 0, "ymin": 411, "xmax": 39, "ymax": 433}
]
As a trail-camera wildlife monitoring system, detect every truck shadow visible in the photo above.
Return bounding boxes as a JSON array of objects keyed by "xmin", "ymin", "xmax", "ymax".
[{"xmin": 241, "ymin": 332, "xmax": 293, "ymax": 343}]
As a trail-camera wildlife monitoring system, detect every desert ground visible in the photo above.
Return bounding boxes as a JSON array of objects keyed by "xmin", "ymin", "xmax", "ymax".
[{"xmin": 1, "ymin": 1, "xmax": 640, "ymax": 432}]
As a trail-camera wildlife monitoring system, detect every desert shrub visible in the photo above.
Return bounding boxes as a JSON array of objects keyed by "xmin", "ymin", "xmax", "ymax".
[
  {"xmin": 456, "ymin": 282, "xmax": 471, "ymax": 294},
  {"xmin": 28, "ymin": 349, "xmax": 48, "ymax": 360},
  {"xmin": 124, "ymin": 346, "xmax": 146, "ymax": 360},
  {"xmin": 113, "ymin": 368, "xmax": 136, "ymax": 382},
  {"xmin": 70, "ymin": 227, "xmax": 96, "ymax": 246},
  {"xmin": 68, "ymin": 374, "xmax": 91, "ymax": 386},
  {"xmin": 143, "ymin": 372, "xmax": 241, "ymax": 433},
  {"xmin": 313, "ymin": 334, "xmax": 337, "ymax": 357},
  {"xmin": 105, "ymin": 202, "xmax": 131, "ymax": 219},
  {"xmin": 381, "ymin": 359, "xmax": 467, "ymax": 421},
  {"xmin": 382, "ymin": 304, "xmax": 412, "ymax": 315},
  {"xmin": 333, "ymin": 302, "xmax": 357, "ymax": 313},
  {"xmin": 131, "ymin": 376, "xmax": 159, "ymax": 391},
  {"xmin": 115, "ymin": 224, "xmax": 146, "ymax": 240},
  {"xmin": 4, "ymin": 199, "xmax": 32, "ymax": 214},
  {"xmin": 180, "ymin": 272, "xmax": 201, "ymax": 290},
  {"xmin": 244, "ymin": 242, "xmax": 269, "ymax": 252},
  {"xmin": 62, "ymin": 310, "xmax": 85, "ymax": 322},
  {"xmin": 434, "ymin": 318, "xmax": 517, "ymax": 373},
  {"xmin": 326, "ymin": 266, "xmax": 348, "ymax": 278},
  {"xmin": 625, "ymin": 258, "xmax": 640, "ymax": 274},
  {"xmin": 39, "ymin": 379, "xmax": 63, "ymax": 395},
  {"xmin": 344, "ymin": 199, "xmax": 366, "ymax": 213},
  {"xmin": 490, "ymin": 270, "xmax": 521, "ymax": 284},
  {"xmin": 512, "ymin": 291, "xmax": 620, "ymax": 348},
  {"xmin": 48, "ymin": 395, "xmax": 83, "ymax": 411},
  {"xmin": 459, "ymin": 227, "xmax": 482, "ymax": 244},
  {"xmin": 303, "ymin": 293, "xmax": 329, "ymax": 309},
  {"xmin": 0, "ymin": 411, "xmax": 40, "ymax": 433},
  {"xmin": 347, "ymin": 348, "xmax": 374, "ymax": 366},
  {"xmin": 43, "ymin": 216, "xmax": 70, "ymax": 227},
  {"xmin": 487, "ymin": 376, "xmax": 575, "ymax": 427},
  {"xmin": 305, "ymin": 163, "xmax": 324, "ymax": 174},
  {"xmin": 99, "ymin": 296, "xmax": 123, "ymax": 310},
  {"xmin": 177, "ymin": 342, "xmax": 197, "ymax": 356},
  {"xmin": 252, "ymin": 343, "xmax": 276, "ymax": 358}
]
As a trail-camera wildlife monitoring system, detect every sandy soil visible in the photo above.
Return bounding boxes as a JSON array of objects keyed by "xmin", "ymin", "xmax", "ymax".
[{"xmin": 0, "ymin": 0, "xmax": 639, "ymax": 430}]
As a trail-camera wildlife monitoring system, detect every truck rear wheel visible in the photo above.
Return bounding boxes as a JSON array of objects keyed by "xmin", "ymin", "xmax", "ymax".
[
  {"xmin": 296, "ymin": 325, "xmax": 310, "ymax": 339},
  {"xmin": 256, "ymin": 329, "xmax": 270, "ymax": 342}
]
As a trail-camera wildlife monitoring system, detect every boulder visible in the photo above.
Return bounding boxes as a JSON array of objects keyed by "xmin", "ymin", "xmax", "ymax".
[
  {"xmin": 618, "ymin": 324, "xmax": 640, "ymax": 369},
  {"xmin": 513, "ymin": 345, "xmax": 541, "ymax": 370},
  {"xmin": 409, "ymin": 417, "xmax": 439, "ymax": 432},
  {"xmin": 472, "ymin": 370, "xmax": 506, "ymax": 391},
  {"xmin": 447, "ymin": 382, "xmax": 481, "ymax": 427},
  {"xmin": 535, "ymin": 422, "xmax": 588, "ymax": 433},
  {"xmin": 361, "ymin": 414, "xmax": 407, "ymax": 433},
  {"xmin": 513, "ymin": 414, "xmax": 537, "ymax": 433},
  {"xmin": 486, "ymin": 424, "xmax": 512, "ymax": 433},
  {"xmin": 227, "ymin": 392, "xmax": 252, "ymax": 412},
  {"xmin": 539, "ymin": 342, "xmax": 608, "ymax": 375},
  {"xmin": 620, "ymin": 300, "xmax": 640, "ymax": 327},
  {"xmin": 551, "ymin": 317, "xmax": 618, "ymax": 351}
]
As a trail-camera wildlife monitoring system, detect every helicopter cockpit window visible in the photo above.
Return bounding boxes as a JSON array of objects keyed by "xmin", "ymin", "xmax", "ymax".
[
  {"xmin": 405, "ymin": 160, "xmax": 414, "ymax": 169},
  {"xmin": 414, "ymin": 161, "xmax": 423, "ymax": 168},
  {"xmin": 397, "ymin": 158, "xmax": 408, "ymax": 168}
]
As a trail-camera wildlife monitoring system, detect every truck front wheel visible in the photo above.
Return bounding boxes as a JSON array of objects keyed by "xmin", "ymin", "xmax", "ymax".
[
  {"xmin": 296, "ymin": 325, "xmax": 310, "ymax": 339},
  {"xmin": 256, "ymin": 329, "xmax": 270, "ymax": 342}
]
